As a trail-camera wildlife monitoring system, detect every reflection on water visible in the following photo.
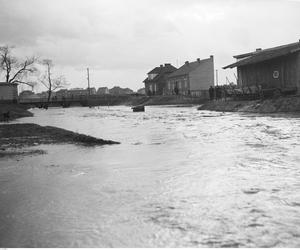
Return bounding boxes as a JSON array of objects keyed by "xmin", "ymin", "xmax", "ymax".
[{"xmin": 1, "ymin": 106, "xmax": 300, "ymax": 247}]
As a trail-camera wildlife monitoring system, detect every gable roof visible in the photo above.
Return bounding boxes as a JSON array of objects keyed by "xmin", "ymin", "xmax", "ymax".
[
  {"xmin": 223, "ymin": 41, "xmax": 300, "ymax": 69},
  {"xmin": 168, "ymin": 57, "xmax": 212, "ymax": 78},
  {"xmin": 144, "ymin": 64, "xmax": 177, "ymax": 83}
]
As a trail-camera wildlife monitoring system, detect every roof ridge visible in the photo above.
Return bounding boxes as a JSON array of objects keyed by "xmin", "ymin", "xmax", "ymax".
[{"xmin": 224, "ymin": 41, "xmax": 300, "ymax": 69}]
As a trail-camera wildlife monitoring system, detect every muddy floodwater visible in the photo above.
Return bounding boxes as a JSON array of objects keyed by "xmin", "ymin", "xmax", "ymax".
[{"xmin": 1, "ymin": 106, "xmax": 300, "ymax": 247}]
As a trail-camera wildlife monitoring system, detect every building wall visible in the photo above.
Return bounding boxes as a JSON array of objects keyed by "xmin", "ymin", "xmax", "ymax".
[
  {"xmin": 297, "ymin": 53, "xmax": 300, "ymax": 94},
  {"xmin": 0, "ymin": 84, "xmax": 18, "ymax": 102},
  {"xmin": 189, "ymin": 56, "xmax": 214, "ymax": 91},
  {"xmin": 238, "ymin": 53, "xmax": 299, "ymax": 90},
  {"xmin": 165, "ymin": 75, "xmax": 190, "ymax": 95},
  {"xmin": 145, "ymin": 81, "xmax": 162, "ymax": 95}
]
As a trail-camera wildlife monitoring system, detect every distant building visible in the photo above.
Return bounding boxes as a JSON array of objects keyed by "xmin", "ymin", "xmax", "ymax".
[
  {"xmin": 55, "ymin": 89, "xmax": 68, "ymax": 99},
  {"xmin": 88, "ymin": 87, "xmax": 96, "ymax": 95},
  {"xmin": 109, "ymin": 86, "xmax": 134, "ymax": 95},
  {"xmin": 36, "ymin": 91, "xmax": 48, "ymax": 99},
  {"xmin": 19, "ymin": 90, "xmax": 35, "ymax": 98},
  {"xmin": 0, "ymin": 82, "xmax": 18, "ymax": 103},
  {"xmin": 166, "ymin": 56, "xmax": 214, "ymax": 97},
  {"xmin": 137, "ymin": 88, "xmax": 146, "ymax": 95},
  {"xmin": 97, "ymin": 87, "xmax": 110, "ymax": 95},
  {"xmin": 143, "ymin": 63, "xmax": 177, "ymax": 96},
  {"xmin": 68, "ymin": 88, "xmax": 89, "ymax": 97},
  {"xmin": 19, "ymin": 90, "xmax": 40, "ymax": 100},
  {"xmin": 223, "ymin": 40, "xmax": 300, "ymax": 94}
]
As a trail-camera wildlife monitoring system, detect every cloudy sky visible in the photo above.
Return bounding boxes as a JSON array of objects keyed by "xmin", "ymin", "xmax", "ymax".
[{"xmin": 0, "ymin": 0, "xmax": 299, "ymax": 92}]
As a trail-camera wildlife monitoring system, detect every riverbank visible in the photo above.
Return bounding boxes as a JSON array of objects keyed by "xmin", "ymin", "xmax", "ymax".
[
  {"xmin": 0, "ymin": 123, "xmax": 119, "ymax": 157},
  {"xmin": 78, "ymin": 95, "xmax": 207, "ymax": 107},
  {"xmin": 0, "ymin": 103, "xmax": 33, "ymax": 121},
  {"xmin": 198, "ymin": 95, "xmax": 300, "ymax": 113},
  {"xmin": 133, "ymin": 95, "xmax": 206, "ymax": 106}
]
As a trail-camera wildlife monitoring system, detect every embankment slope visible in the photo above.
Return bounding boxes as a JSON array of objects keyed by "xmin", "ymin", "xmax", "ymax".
[{"xmin": 198, "ymin": 96, "xmax": 300, "ymax": 113}]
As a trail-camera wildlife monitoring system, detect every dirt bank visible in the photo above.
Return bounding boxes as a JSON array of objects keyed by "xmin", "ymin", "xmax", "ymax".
[
  {"xmin": 130, "ymin": 95, "xmax": 206, "ymax": 106},
  {"xmin": 0, "ymin": 123, "xmax": 120, "ymax": 157},
  {"xmin": 198, "ymin": 96, "xmax": 300, "ymax": 113},
  {"xmin": 0, "ymin": 104, "xmax": 33, "ymax": 121}
]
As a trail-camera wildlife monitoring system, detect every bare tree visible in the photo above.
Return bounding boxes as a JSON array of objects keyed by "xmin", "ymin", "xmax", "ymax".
[
  {"xmin": 39, "ymin": 59, "xmax": 67, "ymax": 104},
  {"xmin": 0, "ymin": 45, "xmax": 37, "ymax": 88}
]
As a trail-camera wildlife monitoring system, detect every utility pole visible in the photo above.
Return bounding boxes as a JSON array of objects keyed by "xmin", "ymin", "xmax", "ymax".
[
  {"xmin": 216, "ymin": 69, "xmax": 219, "ymax": 86},
  {"xmin": 87, "ymin": 67, "xmax": 90, "ymax": 96}
]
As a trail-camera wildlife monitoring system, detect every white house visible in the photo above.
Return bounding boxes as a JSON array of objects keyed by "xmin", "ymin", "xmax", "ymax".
[{"xmin": 166, "ymin": 56, "xmax": 214, "ymax": 97}]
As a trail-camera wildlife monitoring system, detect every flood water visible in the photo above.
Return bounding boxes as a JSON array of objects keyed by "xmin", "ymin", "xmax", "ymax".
[{"xmin": 1, "ymin": 106, "xmax": 300, "ymax": 247}]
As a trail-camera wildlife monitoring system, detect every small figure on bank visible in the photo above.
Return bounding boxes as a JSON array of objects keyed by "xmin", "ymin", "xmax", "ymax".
[
  {"xmin": 174, "ymin": 86, "xmax": 179, "ymax": 95},
  {"xmin": 209, "ymin": 86, "xmax": 214, "ymax": 100},
  {"xmin": 2, "ymin": 111, "xmax": 10, "ymax": 122}
]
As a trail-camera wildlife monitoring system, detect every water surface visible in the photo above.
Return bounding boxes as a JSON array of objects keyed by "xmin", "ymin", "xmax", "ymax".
[{"xmin": 1, "ymin": 106, "xmax": 300, "ymax": 247}]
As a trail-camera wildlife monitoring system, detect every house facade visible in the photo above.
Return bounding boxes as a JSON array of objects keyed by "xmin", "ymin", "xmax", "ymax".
[
  {"xmin": 143, "ymin": 63, "xmax": 177, "ymax": 95},
  {"xmin": 0, "ymin": 82, "xmax": 18, "ymax": 103},
  {"xmin": 223, "ymin": 41, "xmax": 300, "ymax": 94},
  {"xmin": 165, "ymin": 56, "xmax": 214, "ymax": 97}
]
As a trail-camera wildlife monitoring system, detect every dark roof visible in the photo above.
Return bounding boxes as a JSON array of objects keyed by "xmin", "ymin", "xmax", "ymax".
[
  {"xmin": 223, "ymin": 41, "xmax": 300, "ymax": 69},
  {"xmin": 147, "ymin": 64, "xmax": 177, "ymax": 74},
  {"xmin": 168, "ymin": 57, "xmax": 212, "ymax": 78},
  {"xmin": 233, "ymin": 51, "xmax": 257, "ymax": 59},
  {"xmin": 144, "ymin": 64, "xmax": 177, "ymax": 83}
]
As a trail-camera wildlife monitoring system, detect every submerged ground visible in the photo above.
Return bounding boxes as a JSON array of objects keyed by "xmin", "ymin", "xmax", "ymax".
[
  {"xmin": 0, "ymin": 123, "xmax": 119, "ymax": 157},
  {"xmin": 0, "ymin": 106, "xmax": 300, "ymax": 247}
]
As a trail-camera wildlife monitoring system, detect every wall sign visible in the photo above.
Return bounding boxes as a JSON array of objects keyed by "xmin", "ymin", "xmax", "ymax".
[{"xmin": 273, "ymin": 70, "xmax": 279, "ymax": 79}]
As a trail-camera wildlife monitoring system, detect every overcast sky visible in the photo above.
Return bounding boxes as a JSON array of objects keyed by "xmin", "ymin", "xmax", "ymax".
[{"xmin": 1, "ymin": 0, "xmax": 299, "ymax": 92}]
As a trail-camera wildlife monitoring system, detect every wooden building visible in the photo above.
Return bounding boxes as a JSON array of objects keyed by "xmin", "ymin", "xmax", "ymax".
[
  {"xmin": 0, "ymin": 82, "xmax": 18, "ymax": 103},
  {"xmin": 223, "ymin": 41, "xmax": 300, "ymax": 94},
  {"xmin": 143, "ymin": 63, "xmax": 177, "ymax": 95},
  {"xmin": 165, "ymin": 56, "xmax": 214, "ymax": 97}
]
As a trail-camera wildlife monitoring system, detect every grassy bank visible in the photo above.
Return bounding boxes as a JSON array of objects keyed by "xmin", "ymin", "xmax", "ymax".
[
  {"xmin": 0, "ymin": 123, "xmax": 120, "ymax": 157},
  {"xmin": 198, "ymin": 96, "xmax": 300, "ymax": 113},
  {"xmin": 0, "ymin": 103, "xmax": 33, "ymax": 121}
]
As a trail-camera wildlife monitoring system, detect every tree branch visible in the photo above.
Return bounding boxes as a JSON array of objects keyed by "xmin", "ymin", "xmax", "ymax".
[{"xmin": 8, "ymin": 57, "xmax": 36, "ymax": 83}]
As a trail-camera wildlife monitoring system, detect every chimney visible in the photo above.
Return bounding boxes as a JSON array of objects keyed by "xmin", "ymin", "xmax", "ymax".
[
  {"xmin": 197, "ymin": 58, "xmax": 201, "ymax": 63},
  {"xmin": 185, "ymin": 61, "xmax": 189, "ymax": 65},
  {"xmin": 165, "ymin": 63, "xmax": 170, "ymax": 66},
  {"xmin": 256, "ymin": 48, "xmax": 262, "ymax": 52},
  {"xmin": 160, "ymin": 64, "xmax": 163, "ymax": 68},
  {"xmin": 210, "ymin": 55, "xmax": 214, "ymax": 58}
]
